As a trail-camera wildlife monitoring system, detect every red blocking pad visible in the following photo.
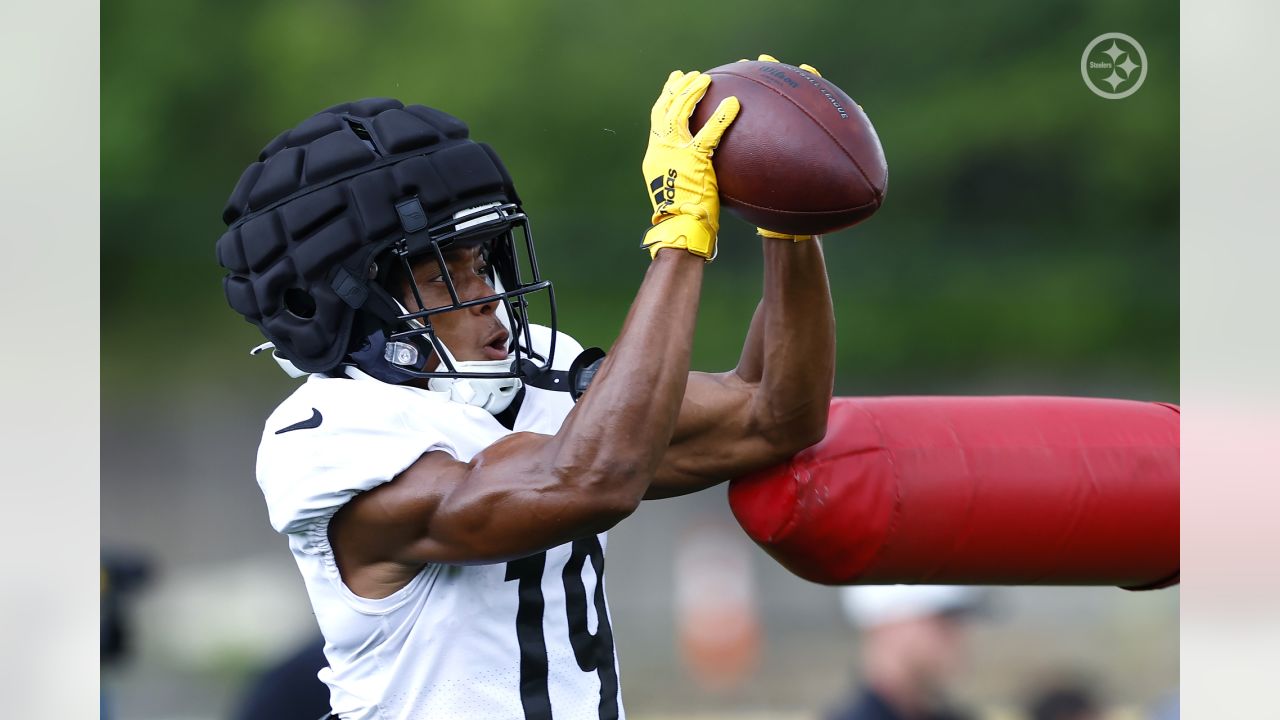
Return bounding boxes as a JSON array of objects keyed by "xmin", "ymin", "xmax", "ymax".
[{"xmin": 727, "ymin": 397, "xmax": 1179, "ymax": 590}]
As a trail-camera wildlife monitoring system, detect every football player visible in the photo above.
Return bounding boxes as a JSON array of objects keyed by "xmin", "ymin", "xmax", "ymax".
[{"xmin": 217, "ymin": 66, "xmax": 834, "ymax": 720}]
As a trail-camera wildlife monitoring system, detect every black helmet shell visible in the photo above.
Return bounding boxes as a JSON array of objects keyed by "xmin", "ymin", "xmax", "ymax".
[{"xmin": 216, "ymin": 98, "xmax": 520, "ymax": 373}]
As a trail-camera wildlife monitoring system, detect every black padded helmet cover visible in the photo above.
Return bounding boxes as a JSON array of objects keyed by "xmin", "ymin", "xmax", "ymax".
[{"xmin": 216, "ymin": 98, "xmax": 522, "ymax": 373}]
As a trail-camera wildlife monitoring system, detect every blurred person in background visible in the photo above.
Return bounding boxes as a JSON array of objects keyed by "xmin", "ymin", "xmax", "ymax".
[
  {"xmin": 232, "ymin": 635, "xmax": 331, "ymax": 720},
  {"xmin": 100, "ymin": 552, "xmax": 152, "ymax": 720},
  {"xmin": 827, "ymin": 585, "xmax": 988, "ymax": 720},
  {"xmin": 216, "ymin": 58, "xmax": 834, "ymax": 719}
]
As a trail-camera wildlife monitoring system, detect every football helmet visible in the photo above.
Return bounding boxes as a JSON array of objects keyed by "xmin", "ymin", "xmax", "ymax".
[{"xmin": 217, "ymin": 98, "xmax": 564, "ymax": 409}]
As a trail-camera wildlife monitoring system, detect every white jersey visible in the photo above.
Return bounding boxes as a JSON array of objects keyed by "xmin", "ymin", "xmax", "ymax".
[{"xmin": 255, "ymin": 326, "xmax": 624, "ymax": 720}]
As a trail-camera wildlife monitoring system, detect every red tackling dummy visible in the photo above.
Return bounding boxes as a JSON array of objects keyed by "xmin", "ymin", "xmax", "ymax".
[{"xmin": 727, "ymin": 397, "xmax": 1179, "ymax": 590}]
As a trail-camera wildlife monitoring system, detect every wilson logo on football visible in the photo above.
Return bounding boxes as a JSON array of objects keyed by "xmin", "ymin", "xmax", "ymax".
[{"xmin": 650, "ymin": 169, "xmax": 677, "ymax": 210}]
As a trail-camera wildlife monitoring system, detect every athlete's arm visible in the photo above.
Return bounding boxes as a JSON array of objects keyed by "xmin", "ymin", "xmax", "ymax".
[
  {"xmin": 330, "ymin": 251, "xmax": 705, "ymax": 595},
  {"xmin": 644, "ymin": 234, "xmax": 835, "ymax": 500},
  {"xmin": 644, "ymin": 54, "xmax": 838, "ymax": 500}
]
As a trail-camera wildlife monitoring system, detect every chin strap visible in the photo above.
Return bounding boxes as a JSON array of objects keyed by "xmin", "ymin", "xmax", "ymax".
[
  {"xmin": 253, "ymin": 338, "xmax": 607, "ymax": 411},
  {"xmin": 515, "ymin": 347, "xmax": 606, "ymax": 400},
  {"xmin": 427, "ymin": 357, "xmax": 522, "ymax": 414},
  {"xmin": 417, "ymin": 344, "xmax": 604, "ymax": 412}
]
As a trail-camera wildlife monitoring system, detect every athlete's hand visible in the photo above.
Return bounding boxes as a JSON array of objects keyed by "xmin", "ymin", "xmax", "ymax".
[
  {"xmin": 745, "ymin": 54, "xmax": 820, "ymax": 242},
  {"xmin": 641, "ymin": 70, "xmax": 740, "ymax": 261}
]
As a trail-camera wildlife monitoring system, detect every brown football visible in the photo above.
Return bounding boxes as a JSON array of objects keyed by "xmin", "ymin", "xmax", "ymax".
[{"xmin": 690, "ymin": 61, "xmax": 888, "ymax": 236}]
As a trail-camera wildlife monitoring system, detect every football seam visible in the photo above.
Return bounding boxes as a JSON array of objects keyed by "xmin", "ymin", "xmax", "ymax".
[
  {"xmin": 714, "ymin": 69, "xmax": 878, "ymax": 198},
  {"xmin": 722, "ymin": 192, "xmax": 882, "ymax": 216}
]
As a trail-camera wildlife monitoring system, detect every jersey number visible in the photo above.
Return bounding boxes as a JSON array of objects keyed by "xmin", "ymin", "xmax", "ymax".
[{"xmin": 505, "ymin": 536, "xmax": 618, "ymax": 720}]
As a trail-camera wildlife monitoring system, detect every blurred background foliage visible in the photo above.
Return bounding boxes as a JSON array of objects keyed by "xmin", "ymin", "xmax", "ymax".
[{"xmin": 103, "ymin": 0, "xmax": 1177, "ymax": 404}]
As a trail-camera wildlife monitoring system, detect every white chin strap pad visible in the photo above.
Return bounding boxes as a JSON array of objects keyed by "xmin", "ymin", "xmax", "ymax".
[{"xmin": 428, "ymin": 359, "xmax": 522, "ymax": 414}]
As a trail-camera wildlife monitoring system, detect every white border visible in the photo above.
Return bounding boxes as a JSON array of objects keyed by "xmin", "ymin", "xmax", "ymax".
[
  {"xmin": 0, "ymin": 0, "xmax": 100, "ymax": 716},
  {"xmin": 1182, "ymin": 0, "xmax": 1280, "ymax": 716}
]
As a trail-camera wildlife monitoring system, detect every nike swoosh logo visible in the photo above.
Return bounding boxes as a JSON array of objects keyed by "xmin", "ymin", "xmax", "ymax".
[{"xmin": 275, "ymin": 408, "xmax": 323, "ymax": 434}]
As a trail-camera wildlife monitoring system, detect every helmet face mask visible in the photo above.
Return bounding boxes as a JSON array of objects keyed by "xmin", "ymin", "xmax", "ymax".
[{"xmin": 378, "ymin": 201, "xmax": 558, "ymax": 383}]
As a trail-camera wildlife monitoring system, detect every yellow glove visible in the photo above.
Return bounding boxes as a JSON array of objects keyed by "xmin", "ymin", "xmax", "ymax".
[
  {"xmin": 744, "ymin": 53, "xmax": 822, "ymax": 78},
  {"xmin": 641, "ymin": 71, "xmax": 740, "ymax": 261},
  {"xmin": 746, "ymin": 54, "xmax": 821, "ymax": 242},
  {"xmin": 758, "ymin": 227, "xmax": 817, "ymax": 242}
]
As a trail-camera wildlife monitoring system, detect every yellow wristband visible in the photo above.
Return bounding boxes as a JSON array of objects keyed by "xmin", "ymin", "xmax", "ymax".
[
  {"xmin": 757, "ymin": 228, "xmax": 814, "ymax": 242},
  {"xmin": 643, "ymin": 215, "xmax": 717, "ymax": 260}
]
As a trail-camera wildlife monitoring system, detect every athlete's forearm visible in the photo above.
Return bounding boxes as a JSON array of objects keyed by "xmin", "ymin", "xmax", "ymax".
[
  {"xmin": 641, "ymin": 239, "xmax": 833, "ymax": 500},
  {"xmin": 751, "ymin": 237, "xmax": 835, "ymax": 447},
  {"xmin": 550, "ymin": 249, "xmax": 704, "ymax": 504},
  {"xmin": 366, "ymin": 252, "xmax": 706, "ymax": 563}
]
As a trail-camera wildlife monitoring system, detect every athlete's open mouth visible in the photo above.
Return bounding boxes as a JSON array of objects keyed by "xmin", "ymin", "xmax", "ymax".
[{"xmin": 481, "ymin": 330, "xmax": 510, "ymax": 361}]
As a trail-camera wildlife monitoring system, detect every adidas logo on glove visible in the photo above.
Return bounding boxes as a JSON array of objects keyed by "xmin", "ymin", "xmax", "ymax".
[{"xmin": 649, "ymin": 169, "xmax": 678, "ymax": 211}]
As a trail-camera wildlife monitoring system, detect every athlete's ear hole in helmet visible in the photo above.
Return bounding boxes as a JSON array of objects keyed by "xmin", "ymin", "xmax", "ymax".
[{"xmin": 283, "ymin": 287, "xmax": 318, "ymax": 319}]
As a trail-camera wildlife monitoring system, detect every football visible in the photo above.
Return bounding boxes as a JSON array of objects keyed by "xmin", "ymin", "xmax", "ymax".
[{"xmin": 690, "ymin": 60, "xmax": 888, "ymax": 236}]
